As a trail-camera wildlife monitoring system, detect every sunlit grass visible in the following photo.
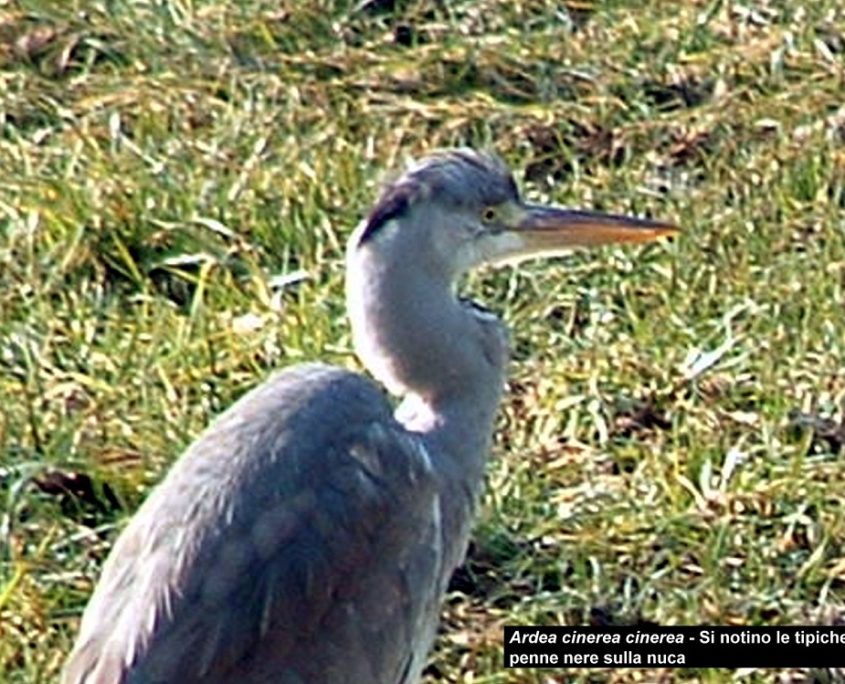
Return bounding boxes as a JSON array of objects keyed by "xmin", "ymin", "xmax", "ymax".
[{"xmin": 2, "ymin": 1, "xmax": 844, "ymax": 682}]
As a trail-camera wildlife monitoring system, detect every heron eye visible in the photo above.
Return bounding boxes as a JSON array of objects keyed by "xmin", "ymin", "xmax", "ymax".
[{"xmin": 481, "ymin": 207, "xmax": 497, "ymax": 223}]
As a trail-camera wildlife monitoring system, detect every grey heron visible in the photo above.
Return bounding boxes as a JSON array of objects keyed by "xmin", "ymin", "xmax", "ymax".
[{"xmin": 63, "ymin": 149, "xmax": 676, "ymax": 683}]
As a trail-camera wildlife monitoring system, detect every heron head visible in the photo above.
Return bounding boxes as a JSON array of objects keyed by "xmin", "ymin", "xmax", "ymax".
[{"xmin": 350, "ymin": 149, "xmax": 677, "ymax": 282}]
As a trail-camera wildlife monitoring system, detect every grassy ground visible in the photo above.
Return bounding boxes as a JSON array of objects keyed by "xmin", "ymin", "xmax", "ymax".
[{"xmin": 1, "ymin": 0, "xmax": 844, "ymax": 681}]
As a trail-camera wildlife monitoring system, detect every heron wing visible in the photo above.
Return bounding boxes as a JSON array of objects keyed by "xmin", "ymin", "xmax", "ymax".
[{"xmin": 63, "ymin": 363, "xmax": 446, "ymax": 684}]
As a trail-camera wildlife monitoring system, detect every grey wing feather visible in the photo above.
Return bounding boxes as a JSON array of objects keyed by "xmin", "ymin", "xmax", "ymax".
[{"xmin": 63, "ymin": 363, "xmax": 445, "ymax": 684}]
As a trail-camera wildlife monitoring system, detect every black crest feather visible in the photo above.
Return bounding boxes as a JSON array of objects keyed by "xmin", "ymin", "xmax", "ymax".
[
  {"xmin": 357, "ymin": 149, "xmax": 519, "ymax": 244},
  {"xmin": 359, "ymin": 184, "xmax": 413, "ymax": 243}
]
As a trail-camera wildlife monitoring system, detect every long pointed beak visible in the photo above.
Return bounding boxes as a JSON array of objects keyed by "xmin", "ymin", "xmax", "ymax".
[{"xmin": 515, "ymin": 204, "xmax": 679, "ymax": 253}]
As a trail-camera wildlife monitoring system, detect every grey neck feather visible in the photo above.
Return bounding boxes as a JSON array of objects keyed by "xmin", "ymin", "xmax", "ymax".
[{"xmin": 346, "ymin": 218, "xmax": 509, "ymax": 486}]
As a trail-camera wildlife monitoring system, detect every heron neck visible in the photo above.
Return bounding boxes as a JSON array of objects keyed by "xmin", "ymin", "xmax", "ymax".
[
  {"xmin": 396, "ymin": 392, "xmax": 498, "ymax": 490},
  {"xmin": 346, "ymin": 250, "xmax": 507, "ymax": 482}
]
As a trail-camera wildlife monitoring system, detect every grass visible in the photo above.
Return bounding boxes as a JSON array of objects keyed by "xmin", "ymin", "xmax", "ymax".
[{"xmin": 1, "ymin": 0, "xmax": 844, "ymax": 681}]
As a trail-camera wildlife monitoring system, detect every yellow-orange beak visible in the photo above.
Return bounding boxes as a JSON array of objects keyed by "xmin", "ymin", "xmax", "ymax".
[
  {"xmin": 473, "ymin": 202, "xmax": 678, "ymax": 268},
  {"xmin": 515, "ymin": 204, "xmax": 679, "ymax": 252}
]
